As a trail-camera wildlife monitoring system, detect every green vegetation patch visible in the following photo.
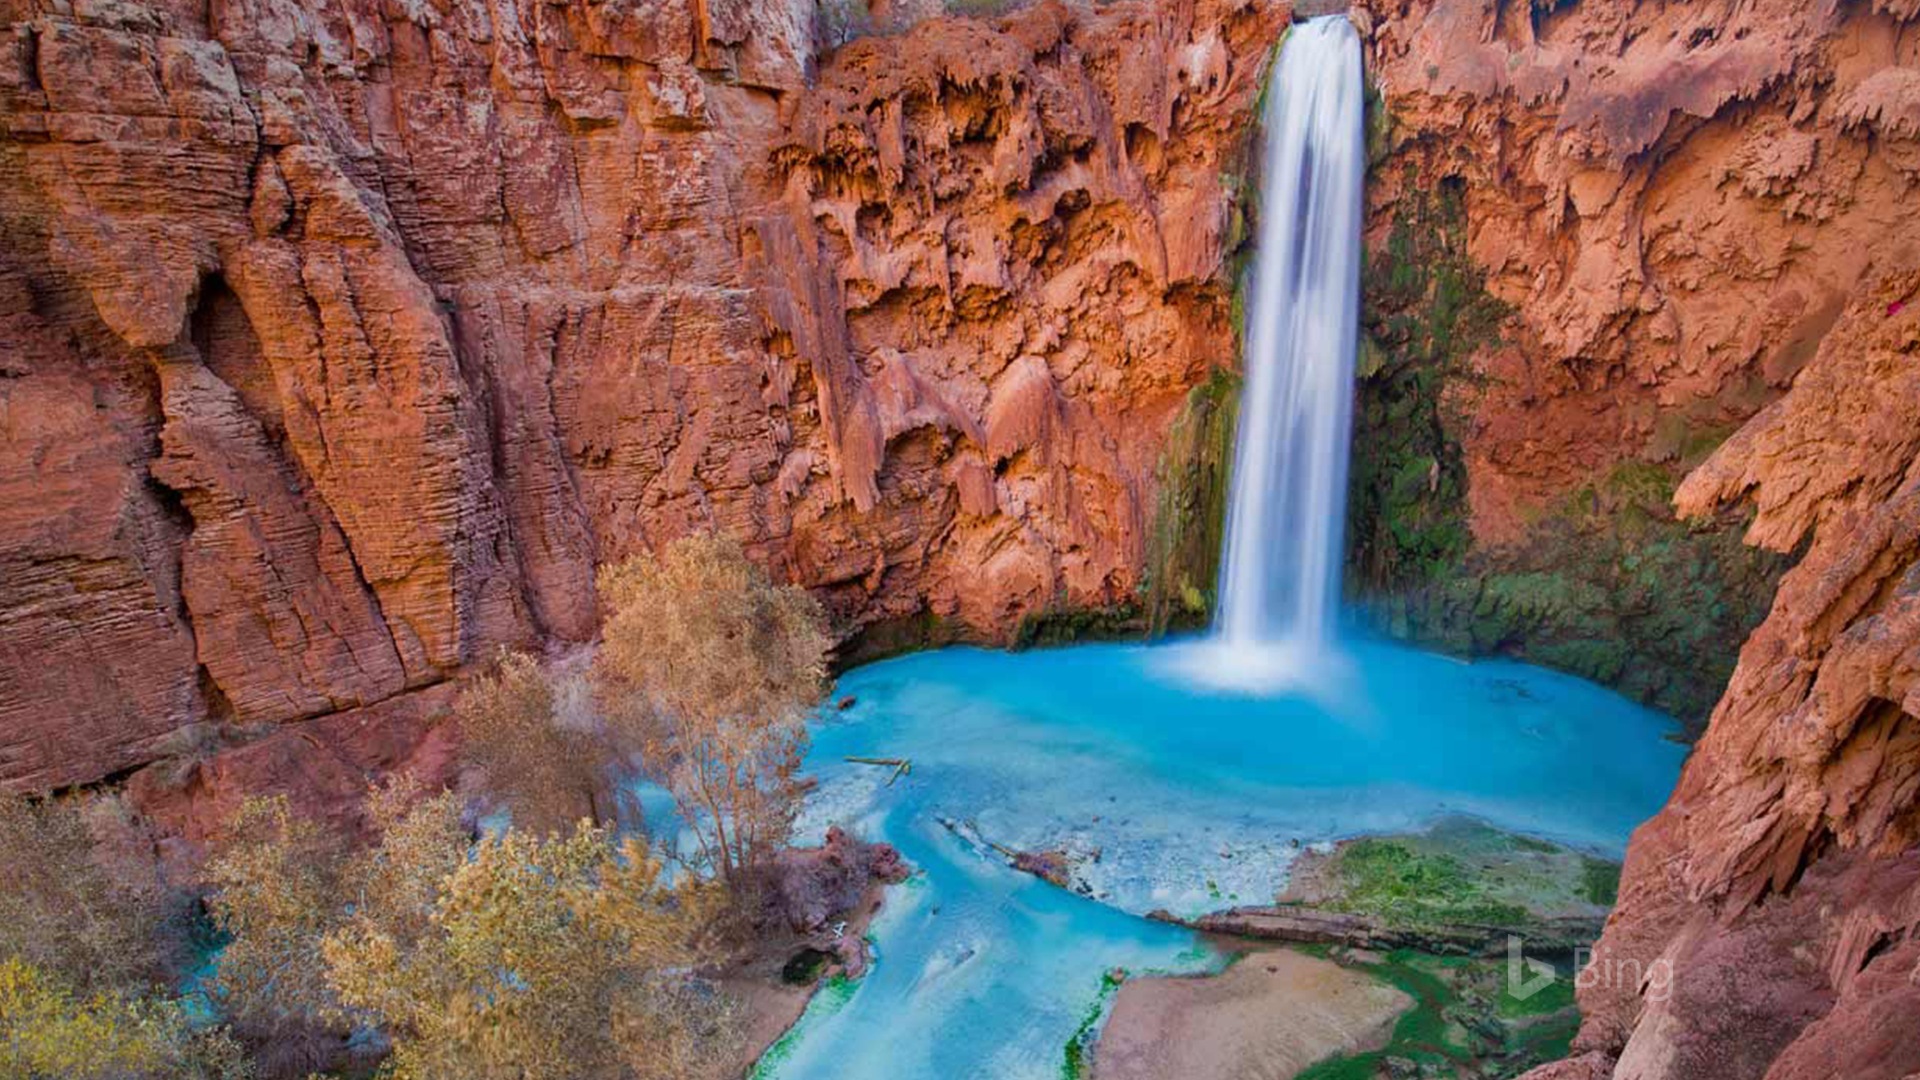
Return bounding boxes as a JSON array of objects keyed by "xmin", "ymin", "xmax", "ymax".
[
  {"xmin": 1318, "ymin": 838, "xmax": 1528, "ymax": 929},
  {"xmin": 1061, "ymin": 968, "xmax": 1127, "ymax": 1080},
  {"xmin": 1579, "ymin": 857, "xmax": 1621, "ymax": 907},
  {"xmin": 1297, "ymin": 947, "xmax": 1580, "ymax": 1080},
  {"xmin": 1284, "ymin": 818, "xmax": 1622, "ymax": 934}
]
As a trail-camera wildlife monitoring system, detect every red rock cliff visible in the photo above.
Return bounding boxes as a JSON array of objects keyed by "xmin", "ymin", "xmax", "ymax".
[
  {"xmin": 1355, "ymin": 0, "xmax": 1920, "ymax": 1075},
  {"xmin": 0, "ymin": 0, "xmax": 1285, "ymax": 793}
]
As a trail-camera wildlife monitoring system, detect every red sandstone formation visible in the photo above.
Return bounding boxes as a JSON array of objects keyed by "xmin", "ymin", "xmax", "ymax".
[
  {"xmin": 1354, "ymin": 0, "xmax": 1920, "ymax": 1076},
  {"xmin": 1542, "ymin": 273, "xmax": 1920, "ymax": 1080},
  {"xmin": 0, "ymin": 0, "xmax": 1285, "ymax": 798},
  {"xmin": 1360, "ymin": 0, "xmax": 1920, "ymax": 545}
]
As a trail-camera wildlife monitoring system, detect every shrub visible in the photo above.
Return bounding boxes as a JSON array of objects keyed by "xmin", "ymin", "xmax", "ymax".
[
  {"xmin": 816, "ymin": 0, "xmax": 877, "ymax": 50},
  {"xmin": 0, "ymin": 794, "xmax": 183, "ymax": 995},
  {"xmin": 200, "ymin": 795, "xmax": 356, "ymax": 1074}
]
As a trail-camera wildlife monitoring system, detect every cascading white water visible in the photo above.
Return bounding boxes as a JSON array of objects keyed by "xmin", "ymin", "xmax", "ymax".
[{"xmin": 1212, "ymin": 14, "xmax": 1365, "ymax": 668}]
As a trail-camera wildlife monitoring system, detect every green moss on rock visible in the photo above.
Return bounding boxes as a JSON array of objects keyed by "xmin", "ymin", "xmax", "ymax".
[
  {"xmin": 1321, "ymin": 839, "xmax": 1529, "ymax": 929},
  {"xmin": 1358, "ymin": 460, "xmax": 1790, "ymax": 733},
  {"xmin": 1142, "ymin": 369, "xmax": 1241, "ymax": 635},
  {"xmin": 1347, "ymin": 176, "xmax": 1500, "ymax": 597},
  {"xmin": 1014, "ymin": 604, "xmax": 1146, "ymax": 650},
  {"xmin": 1289, "ymin": 818, "xmax": 1620, "ymax": 934}
]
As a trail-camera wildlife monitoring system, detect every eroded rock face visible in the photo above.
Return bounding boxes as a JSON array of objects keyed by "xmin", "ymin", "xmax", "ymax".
[
  {"xmin": 1363, "ymin": 0, "xmax": 1920, "ymax": 521},
  {"xmin": 1348, "ymin": 3, "xmax": 1920, "ymax": 1074},
  {"xmin": 1541, "ymin": 272, "xmax": 1920, "ymax": 1080},
  {"xmin": 1349, "ymin": 0, "xmax": 1919, "ymax": 724},
  {"xmin": 0, "ymin": 0, "xmax": 1286, "ymax": 793}
]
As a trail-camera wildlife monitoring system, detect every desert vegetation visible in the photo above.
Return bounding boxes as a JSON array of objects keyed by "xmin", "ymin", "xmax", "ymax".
[
  {"xmin": 0, "ymin": 534, "xmax": 862, "ymax": 1080},
  {"xmin": 0, "ymin": 796, "xmax": 247, "ymax": 1079}
]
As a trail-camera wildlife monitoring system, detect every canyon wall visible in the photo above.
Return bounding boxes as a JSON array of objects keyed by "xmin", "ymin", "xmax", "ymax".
[
  {"xmin": 1351, "ymin": 0, "xmax": 1920, "ymax": 1076},
  {"xmin": 0, "ymin": 0, "xmax": 1283, "ymax": 798},
  {"xmin": 6, "ymin": 0, "xmax": 1919, "ymax": 1069},
  {"xmin": 1352, "ymin": 0, "xmax": 1918, "ymax": 726}
]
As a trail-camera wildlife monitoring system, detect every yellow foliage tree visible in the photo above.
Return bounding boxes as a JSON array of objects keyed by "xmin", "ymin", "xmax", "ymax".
[
  {"xmin": 208, "ymin": 785, "xmax": 740, "ymax": 1080},
  {"xmin": 458, "ymin": 649, "xmax": 618, "ymax": 835},
  {"xmin": 593, "ymin": 533, "xmax": 831, "ymax": 884},
  {"xmin": 324, "ymin": 822, "xmax": 736, "ymax": 1079}
]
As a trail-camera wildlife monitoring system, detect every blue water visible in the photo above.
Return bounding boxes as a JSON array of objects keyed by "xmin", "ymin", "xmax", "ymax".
[{"xmin": 758, "ymin": 637, "xmax": 1686, "ymax": 1080}]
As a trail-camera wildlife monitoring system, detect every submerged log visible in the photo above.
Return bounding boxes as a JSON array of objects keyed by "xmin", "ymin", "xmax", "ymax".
[{"xmin": 845, "ymin": 756, "xmax": 912, "ymax": 785}]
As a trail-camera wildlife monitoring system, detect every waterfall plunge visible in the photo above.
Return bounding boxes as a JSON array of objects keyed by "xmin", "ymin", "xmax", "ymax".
[{"xmin": 1178, "ymin": 15, "xmax": 1365, "ymax": 692}]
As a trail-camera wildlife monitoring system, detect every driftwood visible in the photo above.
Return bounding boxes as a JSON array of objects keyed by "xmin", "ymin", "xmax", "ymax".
[
  {"xmin": 845, "ymin": 756, "xmax": 912, "ymax": 785},
  {"xmin": 935, "ymin": 815, "xmax": 1016, "ymax": 858}
]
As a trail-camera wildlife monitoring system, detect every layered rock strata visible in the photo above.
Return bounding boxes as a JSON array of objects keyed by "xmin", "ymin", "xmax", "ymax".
[{"xmin": 0, "ymin": 0, "xmax": 1285, "ymax": 795}]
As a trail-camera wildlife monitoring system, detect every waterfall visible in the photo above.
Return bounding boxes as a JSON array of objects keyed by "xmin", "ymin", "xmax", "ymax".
[{"xmin": 1212, "ymin": 15, "xmax": 1365, "ymax": 671}]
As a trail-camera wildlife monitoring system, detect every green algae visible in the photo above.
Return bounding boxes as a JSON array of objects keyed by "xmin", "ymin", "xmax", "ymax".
[
  {"xmin": 749, "ymin": 974, "xmax": 864, "ymax": 1080},
  {"xmin": 1297, "ymin": 948, "xmax": 1581, "ymax": 1080},
  {"xmin": 1060, "ymin": 969, "xmax": 1127, "ymax": 1080}
]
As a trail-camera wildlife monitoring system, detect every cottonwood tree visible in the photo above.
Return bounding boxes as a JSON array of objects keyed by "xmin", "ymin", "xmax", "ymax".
[
  {"xmin": 206, "ymin": 782, "xmax": 741, "ymax": 1080},
  {"xmin": 592, "ymin": 533, "xmax": 832, "ymax": 885},
  {"xmin": 324, "ymin": 822, "xmax": 737, "ymax": 1080},
  {"xmin": 458, "ymin": 649, "xmax": 617, "ymax": 834}
]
